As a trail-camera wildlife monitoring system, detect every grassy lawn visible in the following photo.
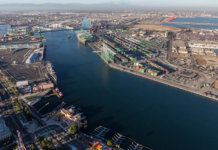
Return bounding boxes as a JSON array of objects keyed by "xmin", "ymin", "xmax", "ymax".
[{"xmin": 25, "ymin": 95, "xmax": 38, "ymax": 101}]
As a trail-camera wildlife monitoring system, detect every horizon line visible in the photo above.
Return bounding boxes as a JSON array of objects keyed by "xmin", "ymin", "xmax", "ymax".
[{"xmin": 0, "ymin": 3, "xmax": 218, "ymax": 8}]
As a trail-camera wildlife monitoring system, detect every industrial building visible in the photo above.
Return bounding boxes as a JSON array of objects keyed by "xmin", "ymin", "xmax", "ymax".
[
  {"xmin": 7, "ymin": 26, "xmax": 31, "ymax": 36},
  {"xmin": 172, "ymin": 40, "xmax": 187, "ymax": 54},
  {"xmin": 0, "ymin": 118, "xmax": 12, "ymax": 142},
  {"xmin": 33, "ymin": 82, "xmax": 54, "ymax": 92},
  {"xmin": 60, "ymin": 107, "xmax": 83, "ymax": 126},
  {"xmin": 26, "ymin": 52, "xmax": 40, "ymax": 64},
  {"xmin": 16, "ymin": 80, "xmax": 29, "ymax": 87},
  {"xmin": 188, "ymin": 41, "xmax": 218, "ymax": 56},
  {"xmin": 101, "ymin": 43, "xmax": 116, "ymax": 63}
]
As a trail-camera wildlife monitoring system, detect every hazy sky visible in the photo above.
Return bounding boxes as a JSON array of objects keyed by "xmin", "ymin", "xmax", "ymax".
[{"xmin": 0, "ymin": 0, "xmax": 217, "ymax": 7}]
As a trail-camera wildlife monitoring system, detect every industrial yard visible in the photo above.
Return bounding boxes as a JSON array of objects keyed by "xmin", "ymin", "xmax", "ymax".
[
  {"xmin": 83, "ymin": 15, "xmax": 218, "ymax": 101},
  {"xmin": 0, "ymin": 47, "xmax": 47, "ymax": 81}
]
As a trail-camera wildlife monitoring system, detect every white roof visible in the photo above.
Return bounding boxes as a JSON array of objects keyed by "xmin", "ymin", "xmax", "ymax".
[{"xmin": 16, "ymin": 80, "xmax": 28, "ymax": 87}]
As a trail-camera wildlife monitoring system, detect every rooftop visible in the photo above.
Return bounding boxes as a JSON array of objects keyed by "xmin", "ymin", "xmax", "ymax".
[{"xmin": 0, "ymin": 118, "xmax": 11, "ymax": 138}]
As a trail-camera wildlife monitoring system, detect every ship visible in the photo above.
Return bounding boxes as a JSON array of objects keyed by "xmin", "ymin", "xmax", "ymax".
[
  {"xmin": 46, "ymin": 62, "xmax": 57, "ymax": 83},
  {"xmin": 66, "ymin": 35, "xmax": 71, "ymax": 39},
  {"xmin": 76, "ymin": 31, "xmax": 93, "ymax": 45},
  {"xmin": 77, "ymin": 33, "xmax": 87, "ymax": 45},
  {"xmin": 167, "ymin": 16, "xmax": 177, "ymax": 22}
]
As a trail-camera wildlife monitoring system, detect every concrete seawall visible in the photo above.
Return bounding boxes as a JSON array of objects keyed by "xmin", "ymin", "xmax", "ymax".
[
  {"xmin": 88, "ymin": 43, "xmax": 218, "ymax": 102},
  {"xmin": 109, "ymin": 63, "xmax": 217, "ymax": 101}
]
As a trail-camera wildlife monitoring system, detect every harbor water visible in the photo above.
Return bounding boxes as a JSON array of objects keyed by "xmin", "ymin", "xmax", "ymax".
[
  {"xmin": 163, "ymin": 17, "xmax": 218, "ymax": 29},
  {"xmin": 173, "ymin": 17, "xmax": 218, "ymax": 24},
  {"xmin": 34, "ymin": 30, "xmax": 218, "ymax": 150}
]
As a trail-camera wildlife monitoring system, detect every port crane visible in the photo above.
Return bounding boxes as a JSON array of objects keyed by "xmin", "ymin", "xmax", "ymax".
[{"xmin": 38, "ymin": 26, "xmax": 44, "ymax": 43}]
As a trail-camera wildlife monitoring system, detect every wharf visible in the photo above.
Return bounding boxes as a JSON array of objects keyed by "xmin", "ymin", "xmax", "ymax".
[
  {"xmin": 52, "ymin": 89, "xmax": 63, "ymax": 98},
  {"xmin": 88, "ymin": 43, "xmax": 218, "ymax": 102}
]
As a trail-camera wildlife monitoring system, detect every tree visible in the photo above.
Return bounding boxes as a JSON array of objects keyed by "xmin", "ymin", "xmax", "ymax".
[
  {"xmin": 2, "ymin": 90, "xmax": 5, "ymax": 96},
  {"xmin": 30, "ymin": 144, "xmax": 36, "ymax": 150},
  {"xmin": 106, "ymin": 140, "xmax": 114, "ymax": 147},
  {"xmin": 40, "ymin": 138, "xmax": 54, "ymax": 150},
  {"xmin": 57, "ymin": 113, "xmax": 64, "ymax": 121},
  {"xmin": 68, "ymin": 124, "xmax": 77, "ymax": 135},
  {"xmin": 12, "ymin": 144, "xmax": 18, "ymax": 150},
  {"xmin": 115, "ymin": 144, "xmax": 120, "ymax": 148},
  {"xmin": 23, "ymin": 106, "xmax": 32, "ymax": 121},
  {"xmin": 78, "ymin": 123, "xmax": 83, "ymax": 128}
]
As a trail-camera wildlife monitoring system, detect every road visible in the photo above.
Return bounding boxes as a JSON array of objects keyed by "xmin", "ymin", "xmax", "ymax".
[
  {"xmin": 185, "ymin": 41, "xmax": 196, "ymax": 66},
  {"xmin": 167, "ymin": 40, "xmax": 172, "ymax": 61}
]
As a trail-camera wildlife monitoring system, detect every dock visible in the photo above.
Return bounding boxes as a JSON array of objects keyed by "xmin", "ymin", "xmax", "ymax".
[{"xmin": 88, "ymin": 42, "xmax": 218, "ymax": 102}]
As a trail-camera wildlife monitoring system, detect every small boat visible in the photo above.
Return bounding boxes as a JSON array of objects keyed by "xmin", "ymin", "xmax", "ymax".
[{"xmin": 66, "ymin": 35, "xmax": 71, "ymax": 39}]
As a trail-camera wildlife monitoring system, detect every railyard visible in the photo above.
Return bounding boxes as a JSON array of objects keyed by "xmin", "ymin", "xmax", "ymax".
[{"xmin": 87, "ymin": 21, "xmax": 218, "ymax": 101}]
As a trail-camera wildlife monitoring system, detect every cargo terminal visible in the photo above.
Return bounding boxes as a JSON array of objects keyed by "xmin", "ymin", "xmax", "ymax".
[{"xmin": 93, "ymin": 34, "xmax": 170, "ymax": 77}]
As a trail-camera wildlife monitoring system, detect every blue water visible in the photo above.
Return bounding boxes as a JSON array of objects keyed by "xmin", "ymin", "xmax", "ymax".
[
  {"xmin": 174, "ymin": 17, "xmax": 218, "ymax": 24},
  {"xmin": 34, "ymin": 30, "xmax": 218, "ymax": 150},
  {"xmin": 0, "ymin": 24, "xmax": 10, "ymax": 35},
  {"xmin": 163, "ymin": 17, "xmax": 218, "ymax": 29}
]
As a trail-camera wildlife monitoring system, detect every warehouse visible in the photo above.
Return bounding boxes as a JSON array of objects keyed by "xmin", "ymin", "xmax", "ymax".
[
  {"xmin": 26, "ymin": 52, "xmax": 40, "ymax": 64},
  {"xmin": 0, "ymin": 118, "xmax": 12, "ymax": 142}
]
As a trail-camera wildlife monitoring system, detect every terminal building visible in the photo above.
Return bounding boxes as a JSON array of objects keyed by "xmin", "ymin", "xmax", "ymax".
[
  {"xmin": 7, "ymin": 26, "xmax": 31, "ymax": 36},
  {"xmin": 60, "ymin": 107, "xmax": 83, "ymax": 124},
  {"xmin": 101, "ymin": 43, "xmax": 116, "ymax": 63},
  {"xmin": 26, "ymin": 52, "xmax": 40, "ymax": 64},
  {"xmin": 16, "ymin": 80, "xmax": 29, "ymax": 87},
  {"xmin": 33, "ymin": 82, "xmax": 54, "ymax": 92}
]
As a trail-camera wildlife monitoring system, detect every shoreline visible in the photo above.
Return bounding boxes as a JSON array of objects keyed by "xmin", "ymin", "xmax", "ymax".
[
  {"xmin": 164, "ymin": 22, "xmax": 218, "ymax": 27},
  {"xmin": 88, "ymin": 43, "xmax": 218, "ymax": 102}
]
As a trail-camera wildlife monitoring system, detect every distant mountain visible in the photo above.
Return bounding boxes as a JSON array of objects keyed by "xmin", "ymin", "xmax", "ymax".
[
  {"xmin": 0, "ymin": 3, "xmax": 217, "ymax": 13},
  {"xmin": 0, "ymin": 3, "xmax": 135, "ymax": 12}
]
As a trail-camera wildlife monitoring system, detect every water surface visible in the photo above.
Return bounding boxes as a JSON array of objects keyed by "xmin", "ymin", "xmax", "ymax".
[
  {"xmin": 163, "ymin": 17, "xmax": 218, "ymax": 29},
  {"xmin": 35, "ymin": 31, "xmax": 218, "ymax": 150},
  {"xmin": 174, "ymin": 17, "xmax": 218, "ymax": 24}
]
